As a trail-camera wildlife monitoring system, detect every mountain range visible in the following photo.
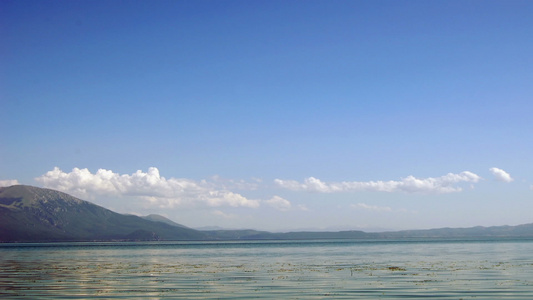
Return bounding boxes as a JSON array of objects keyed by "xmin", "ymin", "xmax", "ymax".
[
  {"xmin": 1, "ymin": 185, "xmax": 532, "ymax": 242},
  {"xmin": 0, "ymin": 185, "xmax": 204, "ymax": 242}
]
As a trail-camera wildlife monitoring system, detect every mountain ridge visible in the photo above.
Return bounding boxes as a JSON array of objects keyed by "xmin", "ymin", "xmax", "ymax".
[
  {"xmin": 1, "ymin": 185, "xmax": 532, "ymax": 242},
  {"xmin": 0, "ymin": 185, "xmax": 205, "ymax": 242},
  {"xmin": 141, "ymin": 214, "xmax": 190, "ymax": 229}
]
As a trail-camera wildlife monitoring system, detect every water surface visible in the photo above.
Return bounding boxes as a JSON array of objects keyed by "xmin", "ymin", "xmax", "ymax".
[{"xmin": 1, "ymin": 239, "xmax": 532, "ymax": 299}]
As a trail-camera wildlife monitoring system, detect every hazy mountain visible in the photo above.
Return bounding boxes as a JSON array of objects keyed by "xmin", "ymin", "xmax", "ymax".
[
  {"xmin": 195, "ymin": 225, "xmax": 227, "ymax": 231},
  {"xmin": 1, "ymin": 185, "xmax": 532, "ymax": 242},
  {"xmin": 375, "ymin": 223, "xmax": 533, "ymax": 239},
  {"xmin": 203, "ymin": 225, "xmax": 533, "ymax": 240},
  {"xmin": 202, "ymin": 229, "xmax": 273, "ymax": 240},
  {"xmin": 141, "ymin": 214, "xmax": 189, "ymax": 229},
  {"xmin": 0, "ymin": 185, "xmax": 205, "ymax": 242}
]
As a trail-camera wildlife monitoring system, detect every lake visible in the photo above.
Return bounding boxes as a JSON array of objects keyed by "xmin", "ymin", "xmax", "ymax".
[{"xmin": 1, "ymin": 238, "xmax": 532, "ymax": 299}]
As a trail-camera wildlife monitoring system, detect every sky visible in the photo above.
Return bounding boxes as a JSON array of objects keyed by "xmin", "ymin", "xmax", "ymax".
[{"xmin": 1, "ymin": 0, "xmax": 532, "ymax": 232}]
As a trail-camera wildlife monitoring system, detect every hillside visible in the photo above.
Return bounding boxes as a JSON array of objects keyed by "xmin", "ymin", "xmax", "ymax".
[
  {"xmin": 141, "ymin": 214, "xmax": 190, "ymax": 228},
  {"xmin": 0, "ymin": 185, "xmax": 206, "ymax": 242}
]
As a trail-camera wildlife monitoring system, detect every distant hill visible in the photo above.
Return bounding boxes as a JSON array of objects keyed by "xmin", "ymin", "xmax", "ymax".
[
  {"xmin": 195, "ymin": 225, "xmax": 227, "ymax": 231},
  {"xmin": 0, "ymin": 185, "xmax": 205, "ymax": 242},
  {"xmin": 202, "ymin": 225, "xmax": 533, "ymax": 240},
  {"xmin": 202, "ymin": 229, "xmax": 273, "ymax": 240},
  {"xmin": 141, "ymin": 214, "xmax": 190, "ymax": 229},
  {"xmin": 1, "ymin": 185, "xmax": 532, "ymax": 242},
  {"xmin": 374, "ymin": 223, "xmax": 533, "ymax": 239}
]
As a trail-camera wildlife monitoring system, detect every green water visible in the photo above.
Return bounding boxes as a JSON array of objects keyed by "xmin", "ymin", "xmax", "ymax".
[{"xmin": 1, "ymin": 239, "xmax": 532, "ymax": 299}]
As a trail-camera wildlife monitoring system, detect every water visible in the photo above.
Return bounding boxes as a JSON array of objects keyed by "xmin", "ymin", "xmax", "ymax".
[{"xmin": 1, "ymin": 238, "xmax": 532, "ymax": 299}]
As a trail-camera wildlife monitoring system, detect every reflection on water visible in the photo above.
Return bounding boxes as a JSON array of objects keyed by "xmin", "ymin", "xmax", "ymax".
[{"xmin": 1, "ymin": 239, "xmax": 532, "ymax": 299}]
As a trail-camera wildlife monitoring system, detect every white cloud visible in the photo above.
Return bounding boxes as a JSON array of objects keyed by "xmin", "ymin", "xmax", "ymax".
[
  {"xmin": 212, "ymin": 210, "xmax": 237, "ymax": 219},
  {"xmin": 265, "ymin": 196, "xmax": 292, "ymax": 211},
  {"xmin": 0, "ymin": 179, "xmax": 19, "ymax": 187},
  {"xmin": 489, "ymin": 167, "xmax": 514, "ymax": 183},
  {"xmin": 275, "ymin": 171, "xmax": 481, "ymax": 194},
  {"xmin": 209, "ymin": 175, "xmax": 260, "ymax": 190},
  {"xmin": 351, "ymin": 203, "xmax": 392, "ymax": 212},
  {"xmin": 35, "ymin": 167, "xmax": 260, "ymax": 208},
  {"xmin": 297, "ymin": 204, "xmax": 309, "ymax": 211}
]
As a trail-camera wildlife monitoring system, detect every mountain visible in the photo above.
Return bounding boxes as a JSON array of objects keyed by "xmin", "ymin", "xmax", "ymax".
[
  {"xmin": 202, "ymin": 229, "xmax": 273, "ymax": 240},
  {"xmin": 195, "ymin": 225, "xmax": 229, "ymax": 230},
  {"xmin": 374, "ymin": 223, "xmax": 533, "ymax": 239},
  {"xmin": 141, "ymin": 214, "xmax": 189, "ymax": 228},
  {"xmin": 216, "ymin": 225, "xmax": 533, "ymax": 240},
  {"xmin": 0, "ymin": 185, "xmax": 206, "ymax": 242},
  {"xmin": 1, "ymin": 185, "xmax": 532, "ymax": 242}
]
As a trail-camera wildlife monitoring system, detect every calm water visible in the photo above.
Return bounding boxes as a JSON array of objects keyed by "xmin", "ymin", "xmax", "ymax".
[{"xmin": 1, "ymin": 238, "xmax": 532, "ymax": 299}]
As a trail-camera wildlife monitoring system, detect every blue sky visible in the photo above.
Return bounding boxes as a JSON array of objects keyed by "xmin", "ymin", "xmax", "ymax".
[{"xmin": 2, "ymin": 0, "xmax": 532, "ymax": 231}]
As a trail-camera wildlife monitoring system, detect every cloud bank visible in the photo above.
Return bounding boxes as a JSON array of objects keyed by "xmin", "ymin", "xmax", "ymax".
[
  {"xmin": 265, "ymin": 196, "xmax": 292, "ymax": 211},
  {"xmin": 351, "ymin": 203, "xmax": 392, "ymax": 212},
  {"xmin": 489, "ymin": 167, "xmax": 513, "ymax": 183},
  {"xmin": 0, "ymin": 179, "xmax": 19, "ymax": 187},
  {"xmin": 274, "ymin": 171, "xmax": 481, "ymax": 194},
  {"xmin": 35, "ymin": 167, "xmax": 260, "ymax": 208}
]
